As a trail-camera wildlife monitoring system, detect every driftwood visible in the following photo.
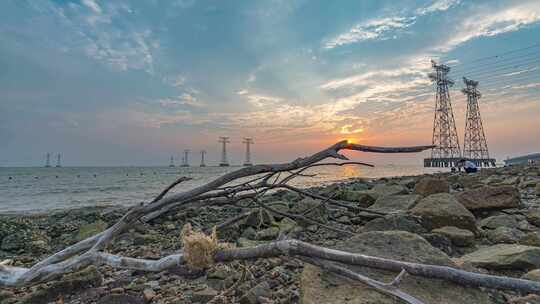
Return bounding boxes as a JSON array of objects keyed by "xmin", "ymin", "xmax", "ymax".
[{"xmin": 3, "ymin": 140, "xmax": 540, "ymax": 303}]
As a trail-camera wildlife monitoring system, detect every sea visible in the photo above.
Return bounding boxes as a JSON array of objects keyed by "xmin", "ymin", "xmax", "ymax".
[{"xmin": 0, "ymin": 165, "xmax": 445, "ymax": 214}]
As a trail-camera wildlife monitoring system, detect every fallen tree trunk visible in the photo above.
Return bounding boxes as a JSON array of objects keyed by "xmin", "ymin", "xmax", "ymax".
[{"xmin": 4, "ymin": 239, "xmax": 540, "ymax": 294}]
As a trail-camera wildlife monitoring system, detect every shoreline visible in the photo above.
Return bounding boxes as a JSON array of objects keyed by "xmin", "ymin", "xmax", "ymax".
[{"xmin": 1, "ymin": 165, "xmax": 538, "ymax": 303}]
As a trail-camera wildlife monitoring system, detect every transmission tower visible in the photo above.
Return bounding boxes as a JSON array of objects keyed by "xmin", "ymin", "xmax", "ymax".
[
  {"xmin": 56, "ymin": 153, "xmax": 62, "ymax": 168},
  {"xmin": 242, "ymin": 138, "xmax": 254, "ymax": 166},
  {"xmin": 169, "ymin": 155, "xmax": 175, "ymax": 167},
  {"xmin": 45, "ymin": 153, "xmax": 51, "ymax": 168},
  {"xmin": 219, "ymin": 137, "xmax": 230, "ymax": 167},
  {"xmin": 200, "ymin": 150, "xmax": 206, "ymax": 167},
  {"xmin": 181, "ymin": 149, "xmax": 190, "ymax": 167},
  {"xmin": 424, "ymin": 60, "xmax": 461, "ymax": 168},
  {"xmin": 461, "ymin": 77, "xmax": 496, "ymax": 167}
]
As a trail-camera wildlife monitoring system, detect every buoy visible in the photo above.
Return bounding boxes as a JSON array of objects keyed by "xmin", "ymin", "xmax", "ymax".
[
  {"xmin": 8, "ymin": 176, "xmax": 12, "ymax": 180},
  {"xmin": 55, "ymin": 175, "xmax": 59, "ymax": 178},
  {"xmin": 93, "ymin": 174, "xmax": 97, "ymax": 178}
]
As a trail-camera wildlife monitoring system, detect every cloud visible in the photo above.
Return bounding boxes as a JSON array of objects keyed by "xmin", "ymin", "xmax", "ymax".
[
  {"xmin": 324, "ymin": 16, "xmax": 416, "ymax": 49},
  {"xmin": 416, "ymin": 0, "xmax": 460, "ymax": 16},
  {"xmin": 158, "ymin": 93, "xmax": 206, "ymax": 108},
  {"xmin": 437, "ymin": 1, "xmax": 540, "ymax": 52},
  {"xmin": 82, "ymin": 0, "xmax": 102, "ymax": 14}
]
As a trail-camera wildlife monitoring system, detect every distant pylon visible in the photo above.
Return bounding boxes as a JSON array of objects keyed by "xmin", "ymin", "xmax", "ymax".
[
  {"xmin": 424, "ymin": 60, "xmax": 461, "ymax": 168},
  {"xmin": 169, "ymin": 155, "xmax": 175, "ymax": 167},
  {"xmin": 56, "ymin": 153, "xmax": 62, "ymax": 168},
  {"xmin": 45, "ymin": 153, "xmax": 51, "ymax": 168},
  {"xmin": 181, "ymin": 149, "xmax": 190, "ymax": 167},
  {"xmin": 219, "ymin": 137, "xmax": 230, "ymax": 167},
  {"xmin": 242, "ymin": 138, "xmax": 254, "ymax": 166},
  {"xmin": 461, "ymin": 77, "xmax": 496, "ymax": 167},
  {"xmin": 200, "ymin": 150, "xmax": 206, "ymax": 167}
]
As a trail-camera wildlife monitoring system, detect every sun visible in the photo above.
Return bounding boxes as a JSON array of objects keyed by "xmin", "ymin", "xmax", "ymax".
[{"xmin": 346, "ymin": 138, "xmax": 357, "ymax": 144}]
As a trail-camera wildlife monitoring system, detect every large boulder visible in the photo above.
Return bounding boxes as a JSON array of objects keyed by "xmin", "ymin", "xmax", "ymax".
[
  {"xmin": 536, "ymin": 182, "xmax": 540, "ymax": 195},
  {"xmin": 455, "ymin": 186, "xmax": 520, "ymax": 211},
  {"xmin": 460, "ymin": 244, "xmax": 540, "ymax": 270},
  {"xmin": 409, "ymin": 193, "xmax": 477, "ymax": 232},
  {"xmin": 414, "ymin": 178, "xmax": 450, "ymax": 196},
  {"xmin": 479, "ymin": 215, "xmax": 519, "ymax": 229},
  {"xmin": 300, "ymin": 231, "xmax": 492, "ymax": 304},
  {"xmin": 339, "ymin": 190, "xmax": 376, "ymax": 207},
  {"xmin": 362, "ymin": 214, "xmax": 426, "ymax": 234},
  {"xmin": 365, "ymin": 184, "xmax": 409, "ymax": 201},
  {"xmin": 432, "ymin": 226, "xmax": 475, "ymax": 247},
  {"xmin": 527, "ymin": 211, "xmax": 540, "ymax": 227},
  {"xmin": 486, "ymin": 227, "xmax": 525, "ymax": 244},
  {"xmin": 367, "ymin": 194, "xmax": 421, "ymax": 213}
]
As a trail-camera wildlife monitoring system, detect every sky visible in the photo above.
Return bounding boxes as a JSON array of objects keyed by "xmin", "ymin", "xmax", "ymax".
[{"xmin": 1, "ymin": 0, "xmax": 540, "ymax": 166}]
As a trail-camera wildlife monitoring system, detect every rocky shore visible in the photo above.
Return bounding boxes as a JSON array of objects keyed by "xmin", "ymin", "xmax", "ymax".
[{"xmin": 1, "ymin": 164, "xmax": 540, "ymax": 304}]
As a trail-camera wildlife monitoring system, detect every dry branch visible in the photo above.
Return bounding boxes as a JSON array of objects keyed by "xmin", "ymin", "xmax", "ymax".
[{"xmin": 1, "ymin": 141, "xmax": 435, "ymax": 289}]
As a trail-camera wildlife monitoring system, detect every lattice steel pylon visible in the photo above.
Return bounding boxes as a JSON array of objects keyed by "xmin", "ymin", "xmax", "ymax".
[
  {"xmin": 424, "ymin": 60, "xmax": 461, "ymax": 167},
  {"xmin": 461, "ymin": 77, "xmax": 495, "ymax": 167},
  {"xmin": 218, "ymin": 137, "xmax": 230, "ymax": 167},
  {"xmin": 242, "ymin": 138, "xmax": 253, "ymax": 166}
]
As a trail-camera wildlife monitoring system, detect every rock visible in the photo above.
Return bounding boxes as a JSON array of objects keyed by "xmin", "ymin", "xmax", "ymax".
[
  {"xmin": 244, "ymin": 209, "xmax": 275, "ymax": 228},
  {"xmin": 111, "ymin": 287, "xmax": 125, "ymax": 294},
  {"xmin": 486, "ymin": 227, "xmax": 524, "ymax": 244},
  {"xmin": 21, "ymin": 266, "xmax": 103, "ymax": 304},
  {"xmin": 339, "ymin": 190, "xmax": 375, "ymax": 207},
  {"xmin": 367, "ymin": 194, "xmax": 421, "ymax": 213},
  {"xmin": 277, "ymin": 217, "xmax": 297, "ymax": 233},
  {"xmin": 480, "ymin": 215, "xmax": 520, "ymax": 229},
  {"xmin": 239, "ymin": 282, "xmax": 271, "ymax": 304},
  {"xmin": 143, "ymin": 288, "xmax": 156, "ymax": 302},
  {"xmin": 76, "ymin": 220, "xmax": 108, "ymax": 241},
  {"xmin": 432, "ymin": 226, "xmax": 475, "ymax": 247},
  {"xmin": 510, "ymin": 295, "xmax": 540, "ymax": 304},
  {"xmin": 368, "ymin": 184, "xmax": 409, "ymax": 200},
  {"xmin": 191, "ymin": 287, "xmax": 218, "ymax": 303},
  {"xmin": 409, "ymin": 193, "xmax": 477, "ymax": 232},
  {"xmin": 456, "ymin": 186, "xmax": 520, "ymax": 211},
  {"xmin": 290, "ymin": 197, "xmax": 328, "ymax": 226},
  {"xmin": 0, "ymin": 290, "xmax": 14, "ymax": 301},
  {"xmin": 528, "ymin": 211, "xmax": 540, "ymax": 227},
  {"xmin": 414, "ymin": 177, "xmax": 450, "ymax": 196},
  {"xmin": 456, "ymin": 175, "xmax": 483, "ymax": 189},
  {"xmin": 422, "ymin": 233, "xmax": 453, "ymax": 255},
  {"xmin": 537, "ymin": 182, "xmax": 540, "ymax": 195},
  {"xmin": 362, "ymin": 214, "xmax": 426, "ymax": 234},
  {"xmin": 460, "ymin": 244, "xmax": 540, "ymax": 270},
  {"xmin": 241, "ymin": 227, "xmax": 257, "ymax": 240},
  {"xmin": 300, "ymin": 231, "xmax": 491, "ymax": 304},
  {"xmin": 522, "ymin": 269, "xmax": 540, "ymax": 282},
  {"xmin": 519, "ymin": 232, "xmax": 540, "ymax": 246},
  {"xmin": 98, "ymin": 294, "xmax": 145, "ymax": 304},
  {"xmin": 255, "ymin": 226, "xmax": 280, "ymax": 240},
  {"xmin": 266, "ymin": 201, "xmax": 289, "ymax": 220}
]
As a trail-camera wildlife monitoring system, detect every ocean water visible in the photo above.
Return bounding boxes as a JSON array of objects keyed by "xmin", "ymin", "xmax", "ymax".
[{"xmin": 0, "ymin": 165, "xmax": 444, "ymax": 214}]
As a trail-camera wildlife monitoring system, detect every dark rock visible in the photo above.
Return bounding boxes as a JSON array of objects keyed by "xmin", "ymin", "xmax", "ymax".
[
  {"xmin": 486, "ymin": 227, "xmax": 524, "ymax": 244},
  {"xmin": 98, "ymin": 294, "xmax": 145, "ymax": 304},
  {"xmin": 191, "ymin": 287, "xmax": 218, "ymax": 303},
  {"xmin": 21, "ymin": 266, "xmax": 103, "ymax": 304},
  {"xmin": 456, "ymin": 186, "xmax": 520, "ymax": 211},
  {"xmin": 479, "ymin": 215, "xmax": 519, "ymax": 229},
  {"xmin": 432, "ymin": 226, "xmax": 475, "ymax": 247},
  {"xmin": 414, "ymin": 177, "xmax": 450, "ymax": 196},
  {"xmin": 362, "ymin": 214, "xmax": 426, "ymax": 234},
  {"xmin": 461, "ymin": 244, "xmax": 540, "ymax": 270},
  {"xmin": 422, "ymin": 233, "xmax": 453, "ymax": 255},
  {"xmin": 368, "ymin": 194, "xmax": 421, "ymax": 213}
]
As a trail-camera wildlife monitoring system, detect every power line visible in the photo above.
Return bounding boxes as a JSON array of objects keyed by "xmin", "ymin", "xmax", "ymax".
[
  {"xmin": 450, "ymin": 50, "xmax": 540, "ymax": 73},
  {"xmin": 445, "ymin": 41, "xmax": 540, "ymax": 68},
  {"xmin": 450, "ymin": 55, "xmax": 540, "ymax": 77}
]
